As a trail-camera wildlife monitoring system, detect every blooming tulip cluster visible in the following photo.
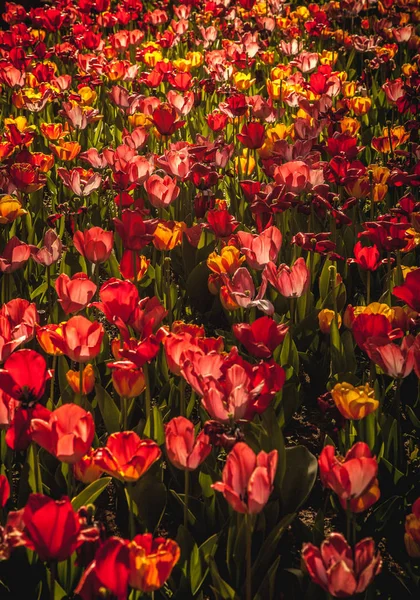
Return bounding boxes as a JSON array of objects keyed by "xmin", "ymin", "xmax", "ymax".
[{"xmin": 0, "ymin": 0, "xmax": 418, "ymax": 597}]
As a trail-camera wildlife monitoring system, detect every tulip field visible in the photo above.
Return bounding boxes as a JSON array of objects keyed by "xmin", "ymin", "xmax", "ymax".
[{"xmin": 1, "ymin": 0, "xmax": 420, "ymax": 598}]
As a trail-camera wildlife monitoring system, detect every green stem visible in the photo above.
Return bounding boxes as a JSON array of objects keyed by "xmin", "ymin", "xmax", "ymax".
[
  {"xmin": 245, "ymin": 513, "xmax": 252, "ymax": 600},
  {"xmin": 366, "ymin": 270, "xmax": 371, "ymax": 305},
  {"xmin": 127, "ymin": 483, "xmax": 136, "ymax": 539},
  {"xmin": 121, "ymin": 396, "xmax": 128, "ymax": 431},
  {"xmin": 179, "ymin": 377, "xmax": 186, "ymax": 417},
  {"xmin": 79, "ymin": 363, "xmax": 84, "ymax": 396},
  {"xmin": 184, "ymin": 469, "xmax": 189, "ymax": 530},
  {"xmin": 31, "ymin": 442, "xmax": 42, "ymax": 494},
  {"xmin": 49, "ymin": 562, "xmax": 56, "ymax": 600},
  {"xmin": 49, "ymin": 354, "xmax": 57, "ymax": 407},
  {"xmin": 143, "ymin": 363, "xmax": 151, "ymax": 422}
]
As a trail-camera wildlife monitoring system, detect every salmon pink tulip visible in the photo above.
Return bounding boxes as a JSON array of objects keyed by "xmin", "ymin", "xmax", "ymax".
[
  {"xmin": 55, "ymin": 273, "xmax": 97, "ymax": 314},
  {"xmin": 165, "ymin": 416, "xmax": 211, "ymax": 471},
  {"xmin": 49, "ymin": 315, "xmax": 104, "ymax": 363},
  {"xmin": 264, "ymin": 257, "xmax": 310, "ymax": 298},
  {"xmin": 73, "ymin": 227, "xmax": 114, "ymax": 264}
]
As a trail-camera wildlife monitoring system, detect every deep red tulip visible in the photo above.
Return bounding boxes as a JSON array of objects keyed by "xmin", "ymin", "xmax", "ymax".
[
  {"xmin": 113, "ymin": 209, "xmax": 157, "ymax": 251},
  {"xmin": 152, "ymin": 105, "xmax": 185, "ymax": 136},
  {"xmin": 302, "ymin": 533, "xmax": 382, "ymax": 597},
  {"xmin": 319, "ymin": 443, "xmax": 380, "ymax": 513},
  {"xmin": 31, "ymin": 404, "xmax": 95, "ymax": 464},
  {"xmin": 90, "ymin": 278, "xmax": 139, "ymax": 327},
  {"xmin": 349, "ymin": 242, "xmax": 382, "ymax": 272},
  {"xmin": 165, "ymin": 416, "xmax": 211, "ymax": 471},
  {"xmin": 393, "ymin": 268, "xmax": 420, "ymax": 313},
  {"xmin": 55, "ymin": 272, "xmax": 97, "ymax": 314},
  {"xmin": 237, "ymin": 121, "xmax": 265, "ymax": 149},
  {"xmin": 5, "ymin": 404, "xmax": 51, "ymax": 451},
  {"xmin": 0, "ymin": 474, "xmax": 10, "ymax": 508},
  {"xmin": 352, "ymin": 313, "xmax": 402, "ymax": 353},
  {"xmin": 73, "ymin": 227, "xmax": 114, "ymax": 264},
  {"xmin": 0, "ymin": 349, "xmax": 52, "ymax": 406},
  {"xmin": 212, "ymin": 442, "xmax": 277, "ymax": 514},
  {"xmin": 49, "ymin": 315, "xmax": 104, "ymax": 363},
  {"xmin": 93, "ymin": 431, "xmax": 161, "ymax": 482},
  {"xmin": 206, "ymin": 208, "xmax": 238, "ymax": 239},
  {"xmin": 232, "ymin": 316, "xmax": 289, "ymax": 358},
  {"xmin": 21, "ymin": 494, "xmax": 81, "ymax": 562}
]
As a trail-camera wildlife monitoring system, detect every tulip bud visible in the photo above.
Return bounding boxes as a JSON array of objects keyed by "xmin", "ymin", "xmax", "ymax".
[
  {"xmin": 66, "ymin": 364, "xmax": 95, "ymax": 395},
  {"xmin": 37, "ymin": 324, "xmax": 64, "ymax": 356},
  {"xmin": 318, "ymin": 309, "xmax": 342, "ymax": 334},
  {"xmin": 109, "ymin": 362, "xmax": 146, "ymax": 399},
  {"xmin": 74, "ymin": 449, "xmax": 104, "ymax": 484}
]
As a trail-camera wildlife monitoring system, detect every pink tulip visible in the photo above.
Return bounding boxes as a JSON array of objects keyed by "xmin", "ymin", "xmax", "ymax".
[
  {"xmin": 58, "ymin": 167, "xmax": 102, "ymax": 197},
  {"xmin": 73, "ymin": 227, "xmax": 114, "ymax": 264},
  {"xmin": 365, "ymin": 336, "xmax": 415, "ymax": 379},
  {"xmin": 302, "ymin": 533, "xmax": 382, "ymax": 597},
  {"xmin": 0, "ymin": 237, "xmax": 32, "ymax": 274},
  {"xmin": 236, "ymin": 226, "xmax": 282, "ymax": 270},
  {"xmin": 144, "ymin": 174, "xmax": 180, "ymax": 209},
  {"xmin": 31, "ymin": 230, "xmax": 63, "ymax": 266},
  {"xmin": 55, "ymin": 273, "xmax": 97, "ymax": 314},
  {"xmin": 212, "ymin": 442, "xmax": 277, "ymax": 514},
  {"xmin": 264, "ymin": 257, "xmax": 310, "ymax": 298},
  {"xmin": 165, "ymin": 416, "xmax": 211, "ymax": 471}
]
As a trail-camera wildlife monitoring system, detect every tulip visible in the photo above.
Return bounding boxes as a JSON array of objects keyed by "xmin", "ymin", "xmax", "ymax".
[
  {"xmin": 0, "ymin": 195, "xmax": 27, "ymax": 224},
  {"xmin": 212, "ymin": 442, "xmax": 277, "ymax": 514},
  {"xmin": 318, "ymin": 309, "xmax": 342, "ymax": 334},
  {"xmin": 364, "ymin": 336, "xmax": 414, "ymax": 379},
  {"xmin": 206, "ymin": 208, "xmax": 239, "ymax": 239},
  {"xmin": 21, "ymin": 494, "xmax": 82, "ymax": 562},
  {"xmin": 36, "ymin": 324, "xmax": 64, "ymax": 356},
  {"xmin": 93, "ymin": 431, "xmax": 161, "ymax": 482},
  {"xmin": 232, "ymin": 316, "xmax": 288, "ymax": 358},
  {"xmin": 119, "ymin": 250, "xmax": 150, "ymax": 282},
  {"xmin": 128, "ymin": 534, "xmax": 181, "ymax": 592},
  {"xmin": 349, "ymin": 242, "xmax": 382, "ymax": 272},
  {"xmin": 0, "ymin": 474, "xmax": 10, "ymax": 508},
  {"xmin": 31, "ymin": 404, "xmax": 95, "ymax": 464},
  {"xmin": 73, "ymin": 449, "xmax": 104, "ymax": 485},
  {"xmin": 264, "ymin": 257, "xmax": 310, "ymax": 298},
  {"xmin": 302, "ymin": 533, "xmax": 382, "ymax": 597},
  {"xmin": 0, "ymin": 298, "xmax": 39, "ymax": 343},
  {"xmin": 113, "ymin": 209, "xmax": 157, "ymax": 251},
  {"xmin": 165, "ymin": 416, "xmax": 211, "ymax": 471},
  {"xmin": 319, "ymin": 443, "xmax": 380, "ymax": 513},
  {"xmin": 49, "ymin": 315, "xmax": 104, "ymax": 363},
  {"xmin": 152, "ymin": 105, "xmax": 185, "ymax": 136},
  {"xmin": 5, "ymin": 404, "xmax": 51, "ymax": 452},
  {"xmin": 107, "ymin": 360, "xmax": 146, "ymax": 399},
  {"xmin": 0, "ymin": 349, "xmax": 53, "ymax": 406},
  {"xmin": 55, "ymin": 273, "xmax": 97, "ymax": 314},
  {"xmin": 66, "ymin": 363, "xmax": 96, "ymax": 394},
  {"xmin": 144, "ymin": 174, "xmax": 180, "ymax": 209},
  {"xmin": 331, "ymin": 382, "xmax": 379, "ymax": 420},
  {"xmin": 236, "ymin": 226, "xmax": 282, "ymax": 270},
  {"xmin": 73, "ymin": 227, "xmax": 114, "ymax": 264},
  {"xmin": 237, "ymin": 121, "xmax": 266, "ymax": 149},
  {"xmin": 404, "ymin": 498, "xmax": 420, "ymax": 558},
  {"xmin": 273, "ymin": 160, "xmax": 310, "ymax": 193},
  {"xmin": 0, "ymin": 237, "xmax": 32, "ymax": 274},
  {"xmin": 393, "ymin": 267, "xmax": 420, "ymax": 313},
  {"xmin": 31, "ymin": 229, "xmax": 63, "ymax": 267},
  {"xmin": 58, "ymin": 167, "xmax": 102, "ymax": 196}
]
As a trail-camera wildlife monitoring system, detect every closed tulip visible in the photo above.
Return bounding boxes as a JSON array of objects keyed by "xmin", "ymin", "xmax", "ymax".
[
  {"xmin": 319, "ymin": 443, "xmax": 380, "ymax": 513},
  {"xmin": 144, "ymin": 174, "xmax": 180, "ymax": 209},
  {"xmin": 0, "ymin": 349, "xmax": 53, "ymax": 406},
  {"xmin": 128, "ymin": 534, "xmax": 181, "ymax": 592},
  {"xmin": 232, "ymin": 316, "xmax": 288, "ymax": 358},
  {"xmin": 31, "ymin": 404, "xmax": 95, "ymax": 464},
  {"xmin": 55, "ymin": 272, "xmax": 97, "ymax": 314},
  {"xmin": 66, "ymin": 363, "xmax": 96, "ymax": 394},
  {"xmin": 264, "ymin": 257, "xmax": 310, "ymax": 298},
  {"xmin": 21, "ymin": 494, "xmax": 82, "ymax": 562},
  {"xmin": 212, "ymin": 442, "xmax": 277, "ymax": 514},
  {"xmin": 404, "ymin": 498, "xmax": 420, "ymax": 558},
  {"xmin": 49, "ymin": 315, "xmax": 104, "ymax": 363},
  {"xmin": 73, "ymin": 226, "xmax": 114, "ymax": 264},
  {"xmin": 302, "ymin": 533, "xmax": 382, "ymax": 597},
  {"xmin": 165, "ymin": 416, "xmax": 211, "ymax": 471},
  {"xmin": 93, "ymin": 431, "xmax": 161, "ymax": 482},
  {"xmin": 107, "ymin": 360, "xmax": 146, "ymax": 398}
]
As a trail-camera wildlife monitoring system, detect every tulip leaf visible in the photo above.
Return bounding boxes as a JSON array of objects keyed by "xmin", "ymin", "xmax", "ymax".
[
  {"xmin": 143, "ymin": 405, "xmax": 165, "ymax": 445},
  {"xmin": 133, "ymin": 475, "xmax": 167, "ymax": 532},
  {"xmin": 406, "ymin": 405, "xmax": 420, "ymax": 429},
  {"xmin": 71, "ymin": 477, "xmax": 111, "ymax": 511},
  {"xmin": 95, "ymin": 384, "xmax": 121, "ymax": 434},
  {"xmin": 191, "ymin": 534, "xmax": 218, "ymax": 594},
  {"xmin": 209, "ymin": 558, "xmax": 238, "ymax": 600},
  {"xmin": 253, "ymin": 555, "xmax": 281, "ymax": 600},
  {"xmin": 280, "ymin": 446, "xmax": 317, "ymax": 514},
  {"xmin": 251, "ymin": 513, "xmax": 295, "ymax": 580}
]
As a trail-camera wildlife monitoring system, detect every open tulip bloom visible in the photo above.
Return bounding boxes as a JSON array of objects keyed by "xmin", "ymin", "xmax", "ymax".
[{"xmin": 0, "ymin": 0, "xmax": 418, "ymax": 598}]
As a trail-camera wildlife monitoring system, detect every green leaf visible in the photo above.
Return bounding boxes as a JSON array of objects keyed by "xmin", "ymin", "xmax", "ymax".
[
  {"xmin": 252, "ymin": 513, "xmax": 295, "ymax": 580},
  {"xmin": 95, "ymin": 384, "xmax": 120, "ymax": 434},
  {"xmin": 209, "ymin": 558, "xmax": 237, "ymax": 600},
  {"xmin": 71, "ymin": 477, "xmax": 111, "ymax": 511},
  {"xmin": 280, "ymin": 446, "xmax": 318, "ymax": 514},
  {"xmin": 132, "ymin": 474, "xmax": 167, "ymax": 532},
  {"xmin": 143, "ymin": 405, "xmax": 165, "ymax": 445}
]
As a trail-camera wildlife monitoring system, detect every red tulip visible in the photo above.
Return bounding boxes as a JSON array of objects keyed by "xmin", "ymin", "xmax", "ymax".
[
  {"xmin": 393, "ymin": 268, "xmax": 420, "ymax": 313},
  {"xmin": 0, "ymin": 237, "xmax": 32, "ymax": 273},
  {"xmin": 113, "ymin": 209, "xmax": 157, "ymax": 251},
  {"xmin": 5, "ymin": 404, "xmax": 51, "ymax": 451},
  {"xmin": 0, "ymin": 349, "xmax": 52, "ymax": 405},
  {"xmin": 90, "ymin": 278, "xmax": 139, "ymax": 327},
  {"xmin": 93, "ymin": 431, "xmax": 161, "ymax": 482},
  {"xmin": 236, "ymin": 226, "xmax": 282, "ymax": 270},
  {"xmin": 404, "ymin": 497, "xmax": 420, "ymax": 558},
  {"xmin": 21, "ymin": 494, "xmax": 82, "ymax": 562},
  {"xmin": 302, "ymin": 533, "xmax": 382, "ymax": 597},
  {"xmin": 212, "ymin": 442, "xmax": 277, "ymax": 514},
  {"xmin": 165, "ymin": 416, "xmax": 211, "ymax": 470},
  {"xmin": 0, "ymin": 474, "xmax": 10, "ymax": 508},
  {"xmin": 144, "ymin": 174, "xmax": 180, "ymax": 209},
  {"xmin": 31, "ymin": 404, "xmax": 95, "ymax": 464},
  {"xmin": 206, "ymin": 208, "xmax": 238, "ymax": 239},
  {"xmin": 349, "ymin": 242, "xmax": 382, "ymax": 272},
  {"xmin": 264, "ymin": 257, "xmax": 310, "ymax": 298},
  {"xmin": 55, "ymin": 273, "xmax": 97, "ymax": 314},
  {"xmin": 364, "ymin": 336, "xmax": 415, "ymax": 379},
  {"xmin": 49, "ymin": 315, "xmax": 104, "ymax": 363},
  {"xmin": 163, "ymin": 330, "xmax": 223, "ymax": 376},
  {"xmin": 319, "ymin": 443, "xmax": 380, "ymax": 513},
  {"xmin": 352, "ymin": 313, "xmax": 402, "ymax": 353},
  {"xmin": 232, "ymin": 316, "xmax": 289, "ymax": 358},
  {"xmin": 237, "ymin": 121, "xmax": 265, "ymax": 149},
  {"xmin": 0, "ymin": 298, "xmax": 39, "ymax": 344},
  {"xmin": 73, "ymin": 227, "xmax": 114, "ymax": 264},
  {"xmin": 152, "ymin": 105, "xmax": 185, "ymax": 136}
]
